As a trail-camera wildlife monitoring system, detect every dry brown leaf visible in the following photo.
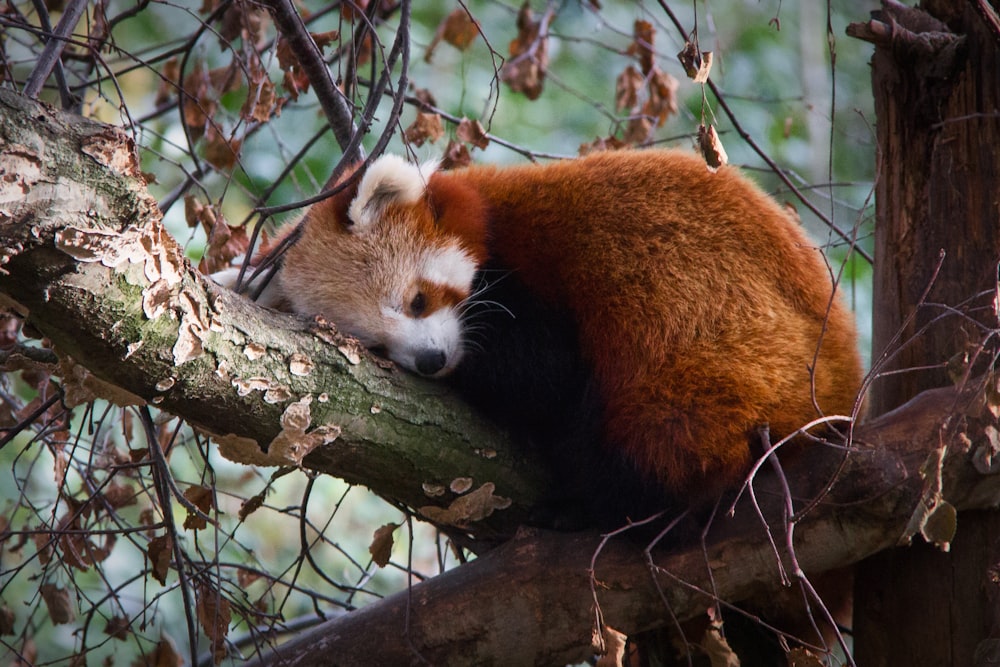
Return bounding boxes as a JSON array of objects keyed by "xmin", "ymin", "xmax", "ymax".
[
  {"xmin": 237, "ymin": 567, "xmax": 261, "ymax": 589},
  {"xmin": 203, "ymin": 126, "xmax": 242, "ymax": 171},
  {"xmin": 697, "ymin": 123, "xmax": 729, "ymax": 172},
  {"xmin": 787, "ymin": 647, "xmax": 826, "ymax": 667},
  {"xmin": 197, "ymin": 583, "xmax": 231, "ymax": 665},
  {"xmin": 156, "ymin": 58, "xmax": 180, "ymax": 107},
  {"xmin": 238, "ymin": 490, "xmax": 266, "ymax": 522},
  {"xmin": 595, "ymin": 626, "xmax": 627, "ymax": 667},
  {"xmin": 678, "ymin": 38, "xmax": 701, "ymax": 79},
  {"xmin": 615, "ymin": 65, "xmax": 644, "ymax": 112},
  {"xmin": 241, "ymin": 61, "xmax": 283, "ymax": 124},
  {"xmin": 148, "ymin": 534, "xmax": 173, "ymax": 585},
  {"xmin": 425, "ymin": 8, "xmax": 480, "ymax": 62},
  {"xmin": 199, "ymin": 216, "xmax": 249, "ymax": 276},
  {"xmin": 404, "ymin": 111, "xmax": 445, "ymax": 147},
  {"xmin": 440, "ymin": 140, "xmax": 472, "ymax": 170},
  {"xmin": 137, "ymin": 635, "xmax": 182, "ymax": 667},
  {"xmin": 312, "ymin": 30, "xmax": 340, "ymax": 50},
  {"xmin": 12, "ymin": 637, "xmax": 35, "ymax": 666},
  {"xmin": 40, "ymin": 583, "xmax": 75, "ymax": 625},
  {"xmin": 182, "ymin": 485, "xmax": 214, "ymax": 531},
  {"xmin": 369, "ymin": 522, "xmax": 399, "ymax": 568},
  {"xmin": 411, "ymin": 86, "xmax": 437, "ymax": 108},
  {"xmin": 627, "ymin": 20, "xmax": 656, "ymax": 75},
  {"xmin": 623, "ymin": 115, "xmax": 655, "ymax": 145},
  {"xmin": 104, "ymin": 615, "xmax": 130, "ymax": 641},
  {"xmin": 700, "ymin": 613, "xmax": 740, "ymax": 667},
  {"xmin": 647, "ymin": 67, "xmax": 679, "ymax": 126},
  {"xmin": 103, "ymin": 482, "xmax": 137, "ymax": 510},
  {"xmin": 0, "ymin": 604, "xmax": 15, "ymax": 635},
  {"xmin": 501, "ymin": 2, "xmax": 550, "ymax": 100},
  {"xmin": 220, "ymin": 1, "xmax": 268, "ymax": 47},
  {"xmin": 579, "ymin": 136, "xmax": 628, "ymax": 156},
  {"xmin": 181, "ymin": 63, "xmax": 213, "ymax": 142},
  {"xmin": 456, "ymin": 117, "xmax": 490, "ymax": 150}
]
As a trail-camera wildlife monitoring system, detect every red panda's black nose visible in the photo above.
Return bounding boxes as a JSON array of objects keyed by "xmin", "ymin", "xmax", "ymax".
[{"xmin": 415, "ymin": 350, "xmax": 447, "ymax": 376}]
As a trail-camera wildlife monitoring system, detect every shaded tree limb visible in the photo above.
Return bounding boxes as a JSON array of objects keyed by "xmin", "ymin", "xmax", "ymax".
[{"xmin": 241, "ymin": 381, "xmax": 1000, "ymax": 666}]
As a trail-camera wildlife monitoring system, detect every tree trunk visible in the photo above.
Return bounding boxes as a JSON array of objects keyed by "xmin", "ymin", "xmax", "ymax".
[{"xmin": 849, "ymin": 2, "xmax": 1000, "ymax": 665}]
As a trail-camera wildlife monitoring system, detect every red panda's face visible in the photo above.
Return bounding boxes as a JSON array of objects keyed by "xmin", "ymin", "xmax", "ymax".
[{"xmin": 278, "ymin": 155, "xmax": 487, "ymax": 378}]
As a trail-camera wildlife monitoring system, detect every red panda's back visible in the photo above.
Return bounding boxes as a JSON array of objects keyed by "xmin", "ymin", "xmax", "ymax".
[{"xmin": 449, "ymin": 150, "xmax": 861, "ymax": 499}]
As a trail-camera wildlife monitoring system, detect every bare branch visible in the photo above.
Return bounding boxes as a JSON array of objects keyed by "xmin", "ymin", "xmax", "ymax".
[{"xmin": 262, "ymin": 0, "xmax": 361, "ymax": 162}]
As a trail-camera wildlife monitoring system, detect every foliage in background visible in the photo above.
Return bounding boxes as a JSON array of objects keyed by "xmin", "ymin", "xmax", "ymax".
[{"xmin": 0, "ymin": 1, "xmax": 874, "ymax": 664}]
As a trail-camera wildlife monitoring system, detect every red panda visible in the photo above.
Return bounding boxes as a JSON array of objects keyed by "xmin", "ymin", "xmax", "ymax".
[{"xmin": 214, "ymin": 149, "xmax": 862, "ymax": 523}]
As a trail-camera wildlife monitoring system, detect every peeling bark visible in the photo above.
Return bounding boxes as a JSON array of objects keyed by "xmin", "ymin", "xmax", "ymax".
[{"xmin": 0, "ymin": 88, "xmax": 543, "ymax": 542}]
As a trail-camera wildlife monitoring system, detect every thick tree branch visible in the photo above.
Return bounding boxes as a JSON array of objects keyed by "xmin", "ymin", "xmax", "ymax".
[
  {"xmin": 0, "ymin": 88, "xmax": 543, "ymax": 542},
  {"xmin": 244, "ymin": 382, "xmax": 1000, "ymax": 666}
]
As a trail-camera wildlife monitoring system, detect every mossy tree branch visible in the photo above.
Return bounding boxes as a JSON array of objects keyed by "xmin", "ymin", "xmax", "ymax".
[{"xmin": 0, "ymin": 87, "xmax": 544, "ymax": 543}]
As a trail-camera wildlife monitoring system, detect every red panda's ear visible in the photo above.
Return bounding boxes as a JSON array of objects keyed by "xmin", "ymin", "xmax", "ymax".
[{"xmin": 347, "ymin": 155, "xmax": 437, "ymax": 230}]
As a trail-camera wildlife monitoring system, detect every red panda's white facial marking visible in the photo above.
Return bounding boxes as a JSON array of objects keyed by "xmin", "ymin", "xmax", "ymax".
[
  {"xmin": 268, "ymin": 155, "xmax": 480, "ymax": 378},
  {"xmin": 374, "ymin": 242, "xmax": 477, "ymax": 377}
]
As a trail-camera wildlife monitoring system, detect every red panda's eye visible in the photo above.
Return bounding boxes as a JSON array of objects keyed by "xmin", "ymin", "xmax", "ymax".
[{"xmin": 410, "ymin": 292, "xmax": 427, "ymax": 317}]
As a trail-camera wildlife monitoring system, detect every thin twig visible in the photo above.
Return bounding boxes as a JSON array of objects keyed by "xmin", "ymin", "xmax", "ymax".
[
  {"xmin": 23, "ymin": 0, "xmax": 89, "ymax": 99},
  {"xmin": 264, "ymin": 0, "xmax": 361, "ymax": 161}
]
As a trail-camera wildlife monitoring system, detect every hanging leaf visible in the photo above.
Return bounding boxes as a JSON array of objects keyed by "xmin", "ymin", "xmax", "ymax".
[
  {"xmin": 404, "ymin": 112, "xmax": 445, "ymax": 147},
  {"xmin": 182, "ymin": 485, "xmax": 214, "ymax": 531},
  {"xmin": 148, "ymin": 534, "xmax": 173, "ymax": 585},
  {"xmin": 425, "ymin": 8, "xmax": 480, "ymax": 62},
  {"xmin": 197, "ymin": 583, "xmax": 231, "ymax": 665},
  {"xmin": 627, "ymin": 20, "xmax": 656, "ymax": 75},
  {"xmin": 697, "ymin": 123, "xmax": 729, "ymax": 171},
  {"xmin": 614, "ymin": 65, "xmax": 644, "ymax": 112},
  {"xmin": 456, "ymin": 117, "xmax": 490, "ymax": 150},
  {"xmin": 369, "ymin": 522, "xmax": 399, "ymax": 568},
  {"xmin": 501, "ymin": 2, "xmax": 551, "ymax": 100},
  {"xmin": 40, "ymin": 584, "xmax": 75, "ymax": 625}
]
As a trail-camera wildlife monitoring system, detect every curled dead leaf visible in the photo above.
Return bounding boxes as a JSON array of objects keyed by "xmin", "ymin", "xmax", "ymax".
[
  {"xmin": 697, "ymin": 123, "xmax": 729, "ymax": 172},
  {"xmin": 148, "ymin": 533, "xmax": 173, "ymax": 585},
  {"xmin": 404, "ymin": 112, "xmax": 445, "ymax": 147},
  {"xmin": 501, "ymin": 2, "xmax": 551, "ymax": 100},
  {"xmin": 579, "ymin": 136, "xmax": 627, "ymax": 156},
  {"xmin": 440, "ymin": 140, "xmax": 472, "ymax": 170},
  {"xmin": 0, "ymin": 604, "xmax": 14, "ymax": 635},
  {"xmin": 425, "ymin": 8, "xmax": 480, "ymax": 62},
  {"xmin": 182, "ymin": 485, "xmax": 214, "ymax": 531},
  {"xmin": 39, "ymin": 583, "xmax": 75, "ymax": 625},
  {"xmin": 369, "ymin": 522, "xmax": 399, "ymax": 568},
  {"xmin": 615, "ymin": 65, "xmax": 644, "ymax": 112},
  {"xmin": 197, "ymin": 582, "xmax": 231, "ymax": 665},
  {"xmin": 456, "ymin": 117, "xmax": 490, "ymax": 150},
  {"xmin": 104, "ymin": 615, "xmax": 130, "ymax": 641},
  {"xmin": 595, "ymin": 626, "xmax": 627, "ymax": 667},
  {"xmin": 627, "ymin": 20, "xmax": 656, "ymax": 75}
]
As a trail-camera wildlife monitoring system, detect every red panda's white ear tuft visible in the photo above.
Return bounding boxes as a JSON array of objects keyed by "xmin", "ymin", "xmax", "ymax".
[{"xmin": 348, "ymin": 155, "xmax": 438, "ymax": 229}]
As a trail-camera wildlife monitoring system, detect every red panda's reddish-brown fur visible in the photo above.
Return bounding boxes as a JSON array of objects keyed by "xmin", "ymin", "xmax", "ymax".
[
  {"xmin": 222, "ymin": 148, "xmax": 862, "ymax": 513},
  {"xmin": 425, "ymin": 150, "xmax": 861, "ymax": 500}
]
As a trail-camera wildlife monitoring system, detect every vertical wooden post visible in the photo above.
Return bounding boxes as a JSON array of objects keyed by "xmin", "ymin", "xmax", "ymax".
[{"xmin": 849, "ymin": 2, "xmax": 1000, "ymax": 665}]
